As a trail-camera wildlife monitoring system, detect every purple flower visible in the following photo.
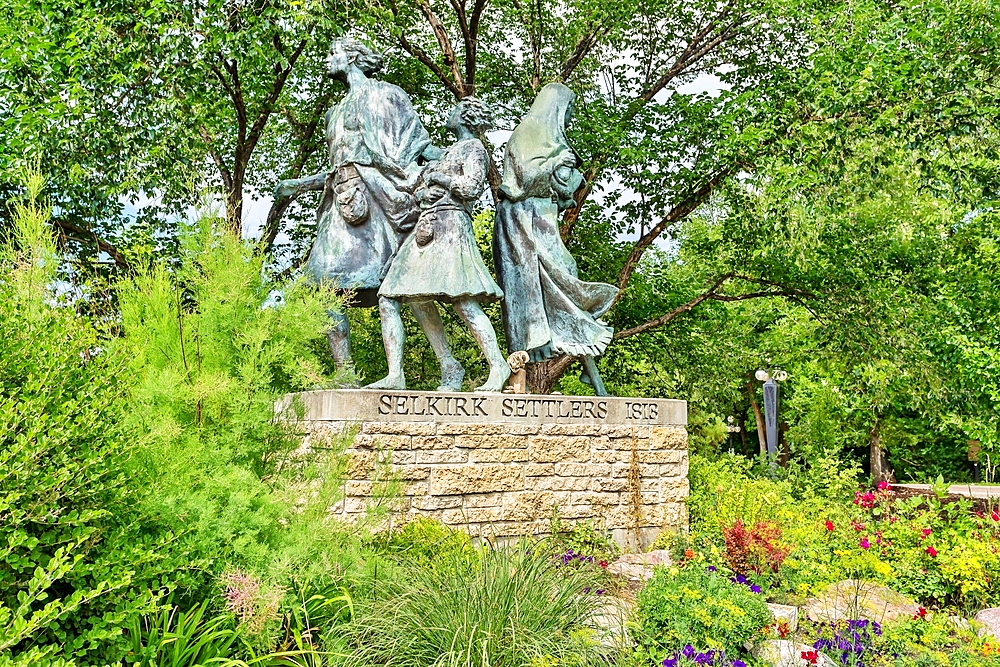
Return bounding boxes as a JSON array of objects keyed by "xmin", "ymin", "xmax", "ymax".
[
  {"xmin": 749, "ymin": 584, "xmax": 762, "ymax": 594},
  {"xmin": 596, "ymin": 589, "xmax": 605, "ymax": 595},
  {"xmin": 583, "ymin": 587, "xmax": 591, "ymax": 593},
  {"xmin": 663, "ymin": 658, "xmax": 678, "ymax": 667},
  {"xmin": 682, "ymin": 645, "xmax": 696, "ymax": 658},
  {"xmin": 731, "ymin": 662, "xmax": 745, "ymax": 667},
  {"xmin": 707, "ymin": 565, "xmax": 717, "ymax": 572}
]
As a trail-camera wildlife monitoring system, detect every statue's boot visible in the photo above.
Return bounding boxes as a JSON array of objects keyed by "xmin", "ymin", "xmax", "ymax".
[
  {"xmin": 438, "ymin": 359, "xmax": 466, "ymax": 392},
  {"xmin": 327, "ymin": 311, "xmax": 359, "ymax": 388}
]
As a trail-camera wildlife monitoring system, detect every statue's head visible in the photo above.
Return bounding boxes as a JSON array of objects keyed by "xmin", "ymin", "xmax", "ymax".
[
  {"xmin": 448, "ymin": 96, "xmax": 494, "ymax": 136},
  {"xmin": 328, "ymin": 38, "xmax": 384, "ymax": 77}
]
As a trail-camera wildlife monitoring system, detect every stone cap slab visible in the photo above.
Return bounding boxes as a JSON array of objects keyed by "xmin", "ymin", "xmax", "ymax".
[{"xmin": 280, "ymin": 389, "xmax": 686, "ymax": 426}]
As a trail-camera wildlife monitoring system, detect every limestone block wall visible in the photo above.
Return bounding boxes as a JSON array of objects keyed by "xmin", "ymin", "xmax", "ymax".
[{"xmin": 302, "ymin": 418, "xmax": 689, "ymax": 549}]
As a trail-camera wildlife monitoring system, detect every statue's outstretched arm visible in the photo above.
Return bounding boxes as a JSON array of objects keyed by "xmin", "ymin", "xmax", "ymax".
[{"xmin": 274, "ymin": 172, "xmax": 328, "ymax": 199}]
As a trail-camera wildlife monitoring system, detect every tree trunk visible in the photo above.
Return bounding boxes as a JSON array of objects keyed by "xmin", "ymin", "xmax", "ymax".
[
  {"xmin": 526, "ymin": 356, "xmax": 575, "ymax": 394},
  {"xmin": 746, "ymin": 377, "xmax": 766, "ymax": 457},
  {"xmin": 870, "ymin": 419, "xmax": 895, "ymax": 484}
]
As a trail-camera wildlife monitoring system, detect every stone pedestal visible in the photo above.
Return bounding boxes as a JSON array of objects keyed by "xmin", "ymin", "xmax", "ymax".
[{"xmin": 282, "ymin": 389, "xmax": 688, "ymax": 550}]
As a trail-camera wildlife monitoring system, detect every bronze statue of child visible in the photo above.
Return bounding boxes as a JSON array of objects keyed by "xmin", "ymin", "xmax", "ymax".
[{"xmin": 368, "ymin": 97, "xmax": 511, "ymax": 392}]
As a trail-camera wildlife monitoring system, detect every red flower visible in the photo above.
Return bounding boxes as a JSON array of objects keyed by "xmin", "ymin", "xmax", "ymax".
[
  {"xmin": 825, "ymin": 520, "xmax": 835, "ymax": 532},
  {"xmin": 926, "ymin": 546, "xmax": 938, "ymax": 557},
  {"xmin": 913, "ymin": 606, "xmax": 928, "ymax": 620},
  {"xmin": 851, "ymin": 520, "xmax": 866, "ymax": 532},
  {"xmin": 921, "ymin": 528, "xmax": 932, "ymax": 539},
  {"xmin": 877, "ymin": 480, "xmax": 891, "ymax": 491},
  {"xmin": 991, "ymin": 510, "xmax": 999, "ymax": 522},
  {"xmin": 598, "ymin": 560, "xmax": 609, "ymax": 569},
  {"xmin": 801, "ymin": 650, "xmax": 819, "ymax": 665}
]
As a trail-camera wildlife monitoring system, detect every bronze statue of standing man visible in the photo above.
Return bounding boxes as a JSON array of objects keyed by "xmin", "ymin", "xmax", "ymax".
[{"xmin": 275, "ymin": 38, "xmax": 461, "ymax": 380}]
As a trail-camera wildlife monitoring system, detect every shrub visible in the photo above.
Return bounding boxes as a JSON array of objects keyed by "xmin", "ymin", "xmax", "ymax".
[
  {"xmin": 633, "ymin": 565, "xmax": 772, "ymax": 664},
  {"xmin": 345, "ymin": 542, "xmax": 607, "ymax": 667},
  {"xmin": 0, "ymin": 175, "xmax": 168, "ymax": 664},
  {"xmin": 721, "ymin": 520, "xmax": 790, "ymax": 577},
  {"xmin": 114, "ymin": 215, "xmax": 350, "ymax": 584}
]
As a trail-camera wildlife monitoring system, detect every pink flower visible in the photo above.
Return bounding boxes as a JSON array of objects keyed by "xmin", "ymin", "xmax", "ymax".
[
  {"xmin": 926, "ymin": 546, "xmax": 938, "ymax": 557},
  {"xmin": 877, "ymin": 481, "xmax": 891, "ymax": 491},
  {"xmin": 921, "ymin": 528, "xmax": 932, "ymax": 539},
  {"xmin": 825, "ymin": 520, "xmax": 835, "ymax": 532},
  {"xmin": 860, "ymin": 537, "xmax": 871, "ymax": 550},
  {"xmin": 991, "ymin": 510, "xmax": 1000, "ymax": 522},
  {"xmin": 851, "ymin": 520, "xmax": 866, "ymax": 532}
]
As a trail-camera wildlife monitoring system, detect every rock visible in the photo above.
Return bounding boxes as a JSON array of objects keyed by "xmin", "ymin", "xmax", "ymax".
[
  {"xmin": 803, "ymin": 580, "xmax": 920, "ymax": 624},
  {"xmin": 767, "ymin": 603, "xmax": 799, "ymax": 632},
  {"xmin": 975, "ymin": 608, "xmax": 1000, "ymax": 640},
  {"xmin": 589, "ymin": 596, "xmax": 634, "ymax": 650},
  {"xmin": 754, "ymin": 640, "xmax": 837, "ymax": 667},
  {"xmin": 606, "ymin": 550, "xmax": 672, "ymax": 582}
]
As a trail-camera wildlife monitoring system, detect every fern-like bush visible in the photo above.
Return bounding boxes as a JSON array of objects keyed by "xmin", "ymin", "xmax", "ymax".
[{"xmin": 114, "ymin": 215, "xmax": 352, "ymax": 586}]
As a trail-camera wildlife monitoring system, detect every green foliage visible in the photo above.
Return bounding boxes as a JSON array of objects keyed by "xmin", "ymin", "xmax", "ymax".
[
  {"xmin": 0, "ymin": 176, "xmax": 166, "ymax": 663},
  {"xmin": 546, "ymin": 513, "xmax": 620, "ymax": 565},
  {"xmin": 114, "ymin": 213, "xmax": 351, "ymax": 583},
  {"xmin": 370, "ymin": 517, "xmax": 474, "ymax": 565},
  {"xmin": 124, "ymin": 601, "xmax": 241, "ymax": 667},
  {"xmin": 345, "ymin": 542, "xmax": 607, "ymax": 667},
  {"xmin": 632, "ymin": 565, "xmax": 772, "ymax": 663}
]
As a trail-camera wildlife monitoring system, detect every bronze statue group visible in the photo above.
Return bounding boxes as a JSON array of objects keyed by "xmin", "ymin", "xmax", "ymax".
[{"xmin": 276, "ymin": 38, "xmax": 618, "ymax": 396}]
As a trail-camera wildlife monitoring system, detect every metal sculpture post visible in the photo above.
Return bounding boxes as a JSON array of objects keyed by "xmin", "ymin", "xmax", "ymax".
[{"xmin": 756, "ymin": 368, "xmax": 787, "ymax": 467}]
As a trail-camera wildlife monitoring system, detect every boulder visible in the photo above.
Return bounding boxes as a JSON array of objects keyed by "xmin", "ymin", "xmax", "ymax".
[
  {"xmin": 606, "ymin": 550, "xmax": 672, "ymax": 583},
  {"xmin": 803, "ymin": 580, "xmax": 920, "ymax": 624},
  {"xmin": 754, "ymin": 640, "xmax": 837, "ymax": 667},
  {"xmin": 767, "ymin": 603, "xmax": 799, "ymax": 633},
  {"xmin": 975, "ymin": 608, "xmax": 1000, "ymax": 640},
  {"xmin": 589, "ymin": 596, "xmax": 634, "ymax": 649}
]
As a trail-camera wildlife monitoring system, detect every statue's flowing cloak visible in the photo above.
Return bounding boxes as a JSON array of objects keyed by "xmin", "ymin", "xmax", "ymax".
[
  {"xmin": 494, "ymin": 83, "xmax": 618, "ymax": 360},
  {"xmin": 304, "ymin": 78, "xmax": 431, "ymax": 303}
]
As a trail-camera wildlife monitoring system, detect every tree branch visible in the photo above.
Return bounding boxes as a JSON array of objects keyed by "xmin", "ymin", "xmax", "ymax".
[
  {"xmin": 417, "ymin": 0, "xmax": 466, "ymax": 94},
  {"xmin": 614, "ymin": 273, "xmax": 732, "ymax": 339},
  {"xmin": 615, "ymin": 172, "xmax": 727, "ymax": 295},
  {"xmin": 53, "ymin": 219, "xmax": 131, "ymax": 271},
  {"xmin": 397, "ymin": 33, "xmax": 463, "ymax": 98},
  {"xmin": 246, "ymin": 38, "xmax": 308, "ymax": 153},
  {"xmin": 560, "ymin": 25, "xmax": 603, "ymax": 80},
  {"xmin": 614, "ymin": 274, "xmax": 809, "ymax": 340}
]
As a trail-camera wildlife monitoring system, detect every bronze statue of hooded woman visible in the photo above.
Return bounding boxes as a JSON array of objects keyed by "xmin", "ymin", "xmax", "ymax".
[{"xmin": 494, "ymin": 82, "xmax": 618, "ymax": 395}]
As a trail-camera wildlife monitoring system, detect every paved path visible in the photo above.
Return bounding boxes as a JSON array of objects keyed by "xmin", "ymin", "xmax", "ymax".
[{"xmin": 895, "ymin": 484, "xmax": 1000, "ymax": 499}]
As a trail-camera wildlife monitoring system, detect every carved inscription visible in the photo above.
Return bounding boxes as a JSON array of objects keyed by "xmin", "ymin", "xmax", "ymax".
[
  {"xmin": 501, "ymin": 397, "xmax": 608, "ymax": 419},
  {"xmin": 288, "ymin": 389, "xmax": 686, "ymax": 425},
  {"xmin": 378, "ymin": 393, "xmax": 489, "ymax": 417}
]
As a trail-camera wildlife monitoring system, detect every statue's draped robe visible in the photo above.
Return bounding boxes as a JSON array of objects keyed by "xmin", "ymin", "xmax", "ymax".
[
  {"xmin": 305, "ymin": 78, "xmax": 431, "ymax": 305},
  {"xmin": 494, "ymin": 83, "xmax": 618, "ymax": 361}
]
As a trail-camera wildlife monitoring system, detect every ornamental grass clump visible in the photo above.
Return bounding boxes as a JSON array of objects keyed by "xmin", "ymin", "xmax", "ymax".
[{"xmin": 345, "ymin": 542, "xmax": 607, "ymax": 667}]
